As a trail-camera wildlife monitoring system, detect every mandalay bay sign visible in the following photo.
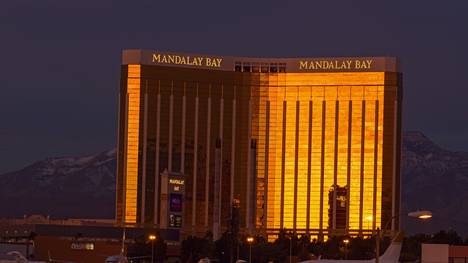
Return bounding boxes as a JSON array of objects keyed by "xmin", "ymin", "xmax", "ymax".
[
  {"xmin": 121, "ymin": 50, "xmax": 396, "ymax": 72},
  {"xmin": 152, "ymin": 53, "xmax": 223, "ymax": 68},
  {"xmin": 298, "ymin": 59, "xmax": 374, "ymax": 70}
]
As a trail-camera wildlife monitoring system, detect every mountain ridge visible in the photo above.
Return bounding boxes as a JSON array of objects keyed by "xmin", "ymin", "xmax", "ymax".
[
  {"xmin": 2, "ymin": 131, "xmax": 468, "ymax": 234},
  {"xmin": 0, "ymin": 149, "xmax": 116, "ymax": 218},
  {"xmin": 401, "ymin": 131, "xmax": 468, "ymax": 234}
]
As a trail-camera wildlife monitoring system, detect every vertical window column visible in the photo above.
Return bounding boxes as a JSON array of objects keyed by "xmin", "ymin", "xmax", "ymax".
[
  {"xmin": 280, "ymin": 100, "xmax": 287, "ymax": 229},
  {"xmin": 191, "ymin": 85, "xmax": 199, "ymax": 232},
  {"xmin": 124, "ymin": 65, "xmax": 141, "ymax": 224},
  {"xmin": 359, "ymin": 100, "xmax": 366, "ymax": 233},
  {"xmin": 306, "ymin": 101, "xmax": 313, "ymax": 233},
  {"xmin": 391, "ymin": 98, "xmax": 399, "ymax": 232},
  {"xmin": 180, "ymin": 83, "xmax": 186, "ymax": 174},
  {"xmin": 349, "ymin": 98, "xmax": 362, "ymax": 234},
  {"xmin": 332, "ymin": 101, "xmax": 339, "ymax": 232},
  {"xmin": 205, "ymin": 88, "xmax": 212, "ymax": 228},
  {"xmin": 154, "ymin": 81, "xmax": 161, "ymax": 225},
  {"xmin": 263, "ymin": 100, "xmax": 270, "ymax": 231},
  {"xmin": 246, "ymin": 97, "xmax": 253, "ymax": 231},
  {"xmin": 293, "ymin": 101, "xmax": 300, "ymax": 231},
  {"xmin": 346, "ymin": 101, "xmax": 352, "ymax": 232},
  {"xmin": 168, "ymin": 81, "xmax": 174, "ymax": 172},
  {"xmin": 373, "ymin": 100, "xmax": 379, "ymax": 231},
  {"xmin": 310, "ymin": 97, "xmax": 322, "ymax": 233},
  {"xmin": 319, "ymin": 101, "xmax": 326, "ymax": 239},
  {"xmin": 140, "ymin": 90, "xmax": 149, "ymax": 223},
  {"xmin": 230, "ymin": 93, "xmax": 236, "ymax": 210}
]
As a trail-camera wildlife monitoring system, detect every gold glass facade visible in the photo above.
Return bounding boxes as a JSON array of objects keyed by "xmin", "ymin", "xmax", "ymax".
[{"xmin": 116, "ymin": 50, "xmax": 402, "ymax": 239}]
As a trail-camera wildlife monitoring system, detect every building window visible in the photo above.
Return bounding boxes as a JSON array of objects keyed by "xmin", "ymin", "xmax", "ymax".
[
  {"xmin": 279, "ymin": 63, "xmax": 286, "ymax": 73},
  {"xmin": 234, "ymin": 62, "xmax": 242, "ymax": 72},
  {"xmin": 242, "ymin": 62, "xmax": 251, "ymax": 72},
  {"xmin": 269, "ymin": 63, "xmax": 278, "ymax": 73},
  {"xmin": 252, "ymin": 63, "xmax": 260, "ymax": 73},
  {"xmin": 235, "ymin": 61, "xmax": 286, "ymax": 73}
]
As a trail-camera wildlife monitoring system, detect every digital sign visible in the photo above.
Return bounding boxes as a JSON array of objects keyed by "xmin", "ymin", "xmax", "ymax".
[
  {"xmin": 165, "ymin": 172, "xmax": 185, "ymax": 229},
  {"xmin": 169, "ymin": 214, "xmax": 182, "ymax": 228},
  {"xmin": 170, "ymin": 193, "xmax": 183, "ymax": 212},
  {"xmin": 170, "ymin": 178, "xmax": 185, "ymax": 192}
]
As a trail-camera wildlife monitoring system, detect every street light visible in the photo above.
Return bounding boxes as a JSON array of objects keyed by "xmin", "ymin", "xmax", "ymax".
[
  {"xmin": 149, "ymin": 234, "xmax": 157, "ymax": 263},
  {"xmin": 246, "ymin": 236, "xmax": 254, "ymax": 263},
  {"xmin": 408, "ymin": 210, "xmax": 433, "ymax": 219}
]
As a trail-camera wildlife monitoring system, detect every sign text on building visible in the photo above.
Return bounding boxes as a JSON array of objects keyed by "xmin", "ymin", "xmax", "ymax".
[
  {"xmin": 152, "ymin": 53, "xmax": 223, "ymax": 68},
  {"xmin": 299, "ymin": 59, "xmax": 374, "ymax": 70}
]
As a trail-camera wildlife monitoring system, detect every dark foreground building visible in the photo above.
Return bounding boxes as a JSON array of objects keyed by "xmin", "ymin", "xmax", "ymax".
[
  {"xmin": 0, "ymin": 215, "xmax": 179, "ymax": 262},
  {"xmin": 116, "ymin": 50, "xmax": 402, "ymax": 240}
]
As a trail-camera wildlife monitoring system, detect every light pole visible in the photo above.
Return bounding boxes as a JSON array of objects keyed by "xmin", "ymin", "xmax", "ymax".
[
  {"xmin": 375, "ymin": 210, "xmax": 432, "ymax": 263},
  {"xmin": 342, "ymin": 238, "xmax": 350, "ymax": 259},
  {"xmin": 246, "ymin": 236, "xmax": 254, "ymax": 263},
  {"xmin": 290, "ymin": 236, "xmax": 292, "ymax": 263},
  {"xmin": 149, "ymin": 234, "xmax": 157, "ymax": 263},
  {"xmin": 289, "ymin": 232, "xmax": 293, "ymax": 263}
]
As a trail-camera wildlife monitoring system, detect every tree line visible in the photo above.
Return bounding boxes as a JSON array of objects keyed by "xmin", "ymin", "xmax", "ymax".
[{"xmin": 128, "ymin": 229, "xmax": 467, "ymax": 262}]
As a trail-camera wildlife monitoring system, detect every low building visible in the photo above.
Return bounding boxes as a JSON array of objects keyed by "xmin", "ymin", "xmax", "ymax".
[
  {"xmin": 422, "ymin": 243, "xmax": 468, "ymax": 263},
  {"xmin": 0, "ymin": 215, "xmax": 179, "ymax": 263}
]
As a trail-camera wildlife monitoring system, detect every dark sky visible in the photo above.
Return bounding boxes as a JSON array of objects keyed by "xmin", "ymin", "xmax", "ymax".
[{"xmin": 1, "ymin": 0, "xmax": 468, "ymax": 173}]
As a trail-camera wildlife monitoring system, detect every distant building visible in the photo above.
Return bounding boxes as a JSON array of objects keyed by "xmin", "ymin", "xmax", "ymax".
[
  {"xmin": 0, "ymin": 214, "xmax": 114, "ymax": 226},
  {"xmin": 116, "ymin": 50, "xmax": 403, "ymax": 239}
]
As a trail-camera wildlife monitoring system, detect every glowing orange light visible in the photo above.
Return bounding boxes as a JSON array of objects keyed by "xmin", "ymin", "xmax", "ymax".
[
  {"xmin": 408, "ymin": 210, "xmax": 432, "ymax": 219},
  {"xmin": 418, "ymin": 214, "xmax": 432, "ymax": 219}
]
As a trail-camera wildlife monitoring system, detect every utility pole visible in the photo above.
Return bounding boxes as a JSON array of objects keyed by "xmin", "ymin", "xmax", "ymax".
[{"xmin": 375, "ymin": 228, "xmax": 380, "ymax": 263}]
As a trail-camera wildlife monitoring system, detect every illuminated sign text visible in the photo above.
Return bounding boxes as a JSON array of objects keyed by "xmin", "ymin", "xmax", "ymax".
[
  {"xmin": 299, "ymin": 59, "xmax": 373, "ymax": 70},
  {"xmin": 152, "ymin": 53, "xmax": 222, "ymax": 68},
  {"xmin": 169, "ymin": 178, "xmax": 185, "ymax": 185}
]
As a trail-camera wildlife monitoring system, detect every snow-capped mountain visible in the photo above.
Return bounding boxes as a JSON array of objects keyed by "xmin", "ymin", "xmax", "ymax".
[
  {"xmin": 401, "ymin": 131, "xmax": 468, "ymax": 234},
  {"xmin": 1, "ymin": 132, "xmax": 468, "ymax": 234},
  {"xmin": 0, "ymin": 149, "xmax": 116, "ymax": 218}
]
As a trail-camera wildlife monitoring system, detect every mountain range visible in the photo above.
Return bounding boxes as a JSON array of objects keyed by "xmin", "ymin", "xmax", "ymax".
[
  {"xmin": 401, "ymin": 131, "xmax": 468, "ymax": 235},
  {"xmin": 0, "ymin": 149, "xmax": 116, "ymax": 219},
  {"xmin": 1, "ymin": 131, "xmax": 468, "ymax": 235}
]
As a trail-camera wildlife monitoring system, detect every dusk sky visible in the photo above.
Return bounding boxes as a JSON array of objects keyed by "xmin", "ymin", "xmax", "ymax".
[{"xmin": 1, "ymin": 0, "xmax": 468, "ymax": 173}]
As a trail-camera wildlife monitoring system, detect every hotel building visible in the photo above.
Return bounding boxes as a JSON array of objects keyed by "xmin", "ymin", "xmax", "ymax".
[{"xmin": 116, "ymin": 50, "xmax": 402, "ymax": 239}]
